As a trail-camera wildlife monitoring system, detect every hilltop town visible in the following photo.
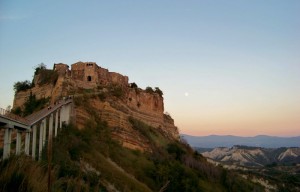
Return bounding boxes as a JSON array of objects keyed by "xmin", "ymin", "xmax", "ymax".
[
  {"xmin": 13, "ymin": 62, "xmax": 179, "ymax": 151},
  {"xmin": 1, "ymin": 62, "xmax": 272, "ymax": 191}
]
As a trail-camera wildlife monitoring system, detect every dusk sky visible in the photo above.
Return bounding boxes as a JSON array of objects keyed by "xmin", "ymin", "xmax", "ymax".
[{"xmin": 1, "ymin": 1, "xmax": 299, "ymax": 137}]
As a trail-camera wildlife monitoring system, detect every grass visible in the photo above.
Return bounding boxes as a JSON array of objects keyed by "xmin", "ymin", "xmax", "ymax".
[{"xmin": 0, "ymin": 155, "xmax": 48, "ymax": 192}]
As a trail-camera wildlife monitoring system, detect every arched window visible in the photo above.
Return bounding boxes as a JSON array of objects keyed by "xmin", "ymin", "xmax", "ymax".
[{"xmin": 87, "ymin": 76, "xmax": 92, "ymax": 81}]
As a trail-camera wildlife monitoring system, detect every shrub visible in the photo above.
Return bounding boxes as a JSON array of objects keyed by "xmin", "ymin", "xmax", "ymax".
[
  {"xmin": 155, "ymin": 87, "xmax": 163, "ymax": 96},
  {"xmin": 13, "ymin": 80, "xmax": 32, "ymax": 93},
  {"xmin": 111, "ymin": 86, "xmax": 124, "ymax": 98},
  {"xmin": 34, "ymin": 63, "xmax": 47, "ymax": 75},
  {"xmin": 0, "ymin": 156, "xmax": 48, "ymax": 192},
  {"xmin": 22, "ymin": 93, "xmax": 49, "ymax": 116},
  {"xmin": 145, "ymin": 87, "xmax": 154, "ymax": 93},
  {"xmin": 98, "ymin": 92, "xmax": 107, "ymax": 101},
  {"xmin": 130, "ymin": 82, "xmax": 138, "ymax": 88},
  {"xmin": 11, "ymin": 107, "xmax": 22, "ymax": 116},
  {"xmin": 167, "ymin": 143, "xmax": 186, "ymax": 161}
]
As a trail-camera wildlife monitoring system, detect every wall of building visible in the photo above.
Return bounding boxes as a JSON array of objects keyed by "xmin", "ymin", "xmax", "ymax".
[
  {"xmin": 53, "ymin": 63, "xmax": 69, "ymax": 76},
  {"xmin": 71, "ymin": 62, "xmax": 128, "ymax": 87}
]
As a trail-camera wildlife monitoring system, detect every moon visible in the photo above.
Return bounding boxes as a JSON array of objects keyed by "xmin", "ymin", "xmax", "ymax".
[{"xmin": 184, "ymin": 92, "xmax": 189, "ymax": 97}]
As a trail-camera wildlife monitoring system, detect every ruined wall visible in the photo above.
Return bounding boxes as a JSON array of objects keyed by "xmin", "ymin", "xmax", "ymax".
[
  {"xmin": 110, "ymin": 72, "xmax": 129, "ymax": 87},
  {"xmin": 97, "ymin": 67, "xmax": 110, "ymax": 85},
  {"xmin": 53, "ymin": 63, "xmax": 69, "ymax": 76},
  {"xmin": 70, "ymin": 62, "xmax": 128, "ymax": 89},
  {"xmin": 71, "ymin": 62, "xmax": 86, "ymax": 81}
]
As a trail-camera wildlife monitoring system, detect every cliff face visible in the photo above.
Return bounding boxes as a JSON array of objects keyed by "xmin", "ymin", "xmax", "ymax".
[{"xmin": 13, "ymin": 62, "xmax": 179, "ymax": 151}]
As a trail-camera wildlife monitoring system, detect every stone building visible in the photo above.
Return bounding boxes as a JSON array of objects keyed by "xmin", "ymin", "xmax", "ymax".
[
  {"xmin": 70, "ymin": 62, "xmax": 129, "ymax": 88},
  {"xmin": 53, "ymin": 63, "xmax": 70, "ymax": 76}
]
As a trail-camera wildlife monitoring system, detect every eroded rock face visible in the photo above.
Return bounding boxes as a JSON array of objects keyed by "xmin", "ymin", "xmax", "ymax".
[
  {"xmin": 13, "ymin": 84, "xmax": 54, "ymax": 108},
  {"xmin": 75, "ymin": 95, "xmax": 179, "ymax": 151},
  {"xmin": 13, "ymin": 62, "xmax": 179, "ymax": 151}
]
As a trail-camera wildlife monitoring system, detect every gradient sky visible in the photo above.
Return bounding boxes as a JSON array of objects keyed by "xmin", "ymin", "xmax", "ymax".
[{"xmin": 1, "ymin": 1, "xmax": 299, "ymax": 137}]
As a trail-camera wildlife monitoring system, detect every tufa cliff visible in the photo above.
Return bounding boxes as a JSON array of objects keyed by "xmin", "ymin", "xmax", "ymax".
[{"xmin": 13, "ymin": 62, "xmax": 179, "ymax": 151}]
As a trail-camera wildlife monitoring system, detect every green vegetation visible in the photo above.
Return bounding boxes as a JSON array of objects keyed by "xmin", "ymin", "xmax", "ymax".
[
  {"xmin": 145, "ymin": 86, "xmax": 154, "ymax": 93},
  {"xmin": 11, "ymin": 93, "xmax": 49, "ymax": 117},
  {"xmin": 145, "ymin": 86, "xmax": 163, "ymax": 96},
  {"xmin": 130, "ymin": 82, "xmax": 138, "ymax": 88},
  {"xmin": 13, "ymin": 63, "xmax": 58, "ymax": 94},
  {"xmin": 0, "ymin": 155, "xmax": 48, "ymax": 192},
  {"xmin": 154, "ymin": 87, "xmax": 163, "ymax": 96},
  {"xmin": 13, "ymin": 80, "xmax": 32, "ymax": 93},
  {"xmin": 34, "ymin": 63, "xmax": 47, "ymax": 75},
  {"xmin": 237, "ymin": 165, "xmax": 300, "ymax": 191},
  {"xmin": 111, "ymin": 86, "xmax": 124, "ymax": 98}
]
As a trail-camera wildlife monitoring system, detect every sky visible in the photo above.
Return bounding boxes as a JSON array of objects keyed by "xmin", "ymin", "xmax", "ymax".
[{"xmin": 0, "ymin": 0, "xmax": 299, "ymax": 137}]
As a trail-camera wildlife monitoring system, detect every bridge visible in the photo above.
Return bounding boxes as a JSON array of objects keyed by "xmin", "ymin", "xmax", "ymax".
[{"xmin": 0, "ymin": 98, "xmax": 73, "ymax": 160}]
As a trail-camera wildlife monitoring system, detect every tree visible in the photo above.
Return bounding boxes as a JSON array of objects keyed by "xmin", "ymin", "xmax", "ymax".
[
  {"xmin": 130, "ymin": 82, "xmax": 138, "ymax": 88},
  {"xmin": 155, "ymin": 87, "xmax": 163, "ymax": 96},
  {"xmin": 145, "ymin": 87, "xmax": 154, "ymax": 93},
  {"xmin": 11, "ymin": 107, "xmax": 22, "ymax": 116},
  {"xmin": 34, "ymin": 63, "xmax": 47, "ymax": 75},
  {"xmin": 13, "ymin": 80, "xmax": 32, "ymax": 93}
]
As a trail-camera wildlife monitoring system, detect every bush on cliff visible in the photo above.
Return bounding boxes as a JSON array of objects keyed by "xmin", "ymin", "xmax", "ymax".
[
  {"xmin": 10, "ymin": 93, "xmax": 49, "ymax": 117},
  {"xmin": 155, "ymin": 87, "xmax": 163, "ymax": 96},
  {"xmin": 145, "ymin": 86, "xmax": 154, "ymax": 93},
  {"xmin": 13, "ymin": 80, "xmax": 32, "ymax": 93}
]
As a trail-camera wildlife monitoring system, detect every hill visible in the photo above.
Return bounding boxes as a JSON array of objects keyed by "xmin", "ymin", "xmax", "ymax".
[
  {"xmin": 200, "ymin": 146, "xmax": 300, "ymax": 191},
  {"xmin": 0, "ymin": 62, "xmax": 266, "ymax": 191},
  {"xmin": 182, "ymin": 134, "xmax": 300, "ymax": 148},
  {"xmin": 202, "ymin": 146, "xmax": 300, "ymax": 167}
]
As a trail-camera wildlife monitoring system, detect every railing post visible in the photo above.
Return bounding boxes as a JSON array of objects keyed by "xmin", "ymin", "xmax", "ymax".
[
  {"xmin": 25, "ymin": 131, "xmax": 31, "ymax": 155},
  {"xmin": 42, "ymin": 118, "xmax": 47, "ymax": 147},
  {"xmin": 49, "ymin": 114, "xmax": 53, "ymax": 138},
  {"xmin": 39, "ymin": 120, "xmax": 45, "ymax": 160},
  {"xmin": 32, "ymin": 125, "xmax": 37, "ymax": 159},
  {"xmin": 16, "ymin": 131, "xmax": 21, "ymax": 155},
  {"xmin": 55, "ymin": 111, "xmax": 58, "ymax": 137},
  {"xmin": 3, "ymin": 124, "xmax": 13, "ymax": 159},
  {"xmin": 60, "ymin": 107, "xmax": 64, "ymax": 128},
  {"xmin": 65, "ymin": 104, "xmax": 70, "ymax": 125}
]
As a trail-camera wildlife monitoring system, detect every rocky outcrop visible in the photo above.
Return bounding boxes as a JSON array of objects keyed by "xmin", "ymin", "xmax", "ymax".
[
  {"xmin": 75, "ymin": 95, "xmax": 178, "ymax": 151},
  {"xmin": 12, "ymin": 61, "xmax": 179, "ymax": 151},
  {"xmin": 13, "ymin": 84, "xmax": 54, "ymax": 109}
]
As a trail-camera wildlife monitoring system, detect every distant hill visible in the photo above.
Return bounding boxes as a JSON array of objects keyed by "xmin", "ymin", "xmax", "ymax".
[
  {"xmin": 181, "ymin": 134, "xmax": 300, "ymax": 148},
  {"xmin": 201, "ymin": 146, "xmax": 300, "ymax": 167}
]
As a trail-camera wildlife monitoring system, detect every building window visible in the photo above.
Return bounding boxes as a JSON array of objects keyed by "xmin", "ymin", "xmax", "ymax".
[{"xmin": 87, "ymin": 76, "xmax": 92, "ymax": 81}]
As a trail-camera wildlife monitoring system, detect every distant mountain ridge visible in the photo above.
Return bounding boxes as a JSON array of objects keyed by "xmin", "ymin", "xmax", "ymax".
[
  {"xmin": 181, "ymin": 134, "xmax": 300, "ymax": 148},
  {"xmin": 201, "ymin": 146, "xmax": 300, "ymax": 167}
]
